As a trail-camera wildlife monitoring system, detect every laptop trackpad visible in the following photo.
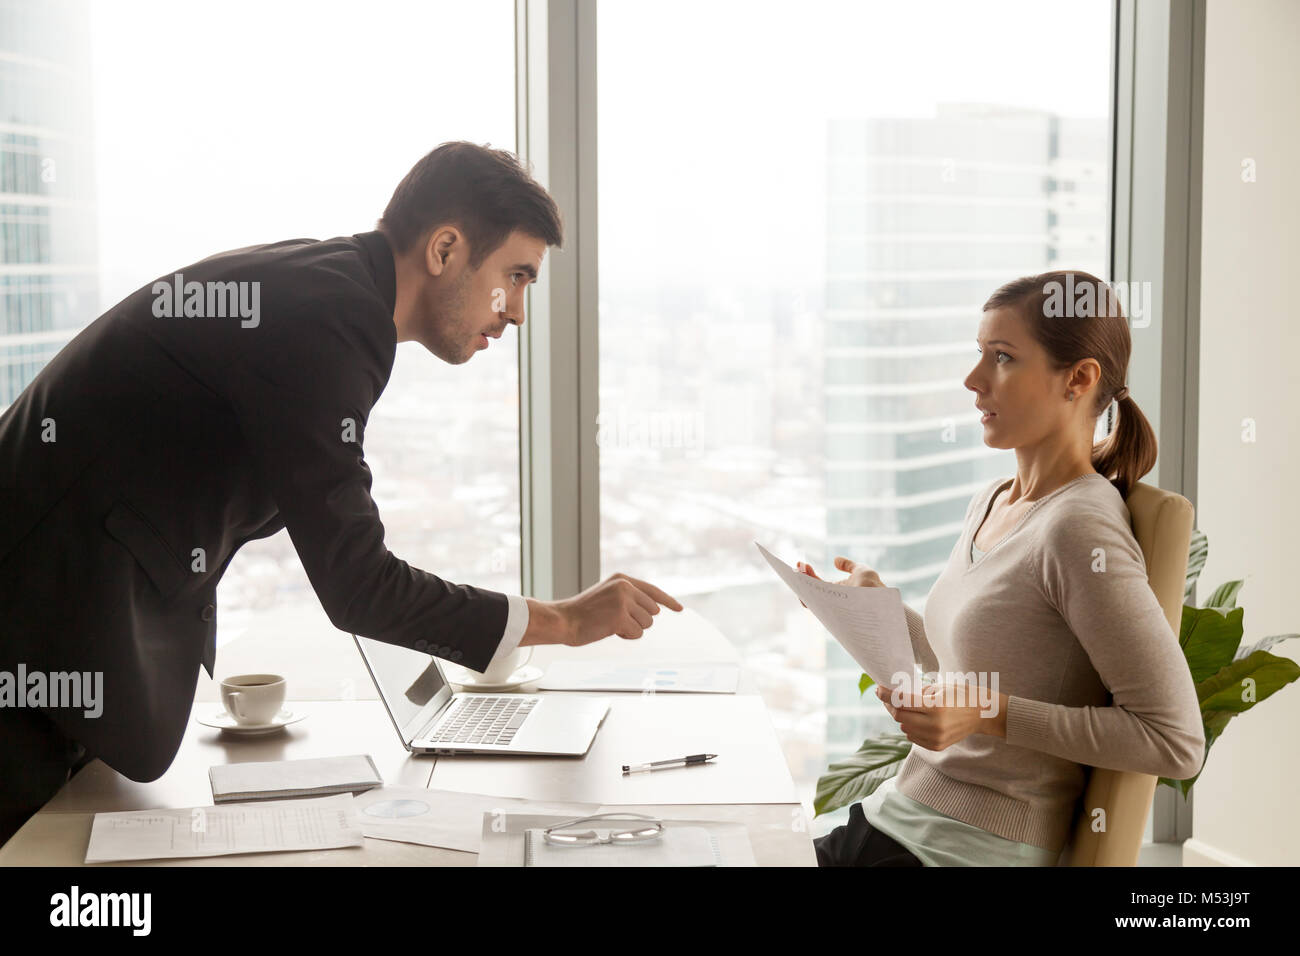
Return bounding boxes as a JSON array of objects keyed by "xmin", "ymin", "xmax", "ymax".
[{"xmin": 499, "ymin": 697, "xmax": 606, "ymax": 755}]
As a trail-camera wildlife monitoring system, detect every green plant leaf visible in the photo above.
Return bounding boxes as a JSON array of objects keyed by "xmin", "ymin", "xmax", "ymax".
[
  {"xmin": 1233, "ymin": 632, "xmax": 1300, "ymax": 662},
  {"xmin": 1160, "ymin": 709, "xmax": 1234, "ymax": 797},
  {"xmin": 814, "ymin": 733, "xmax": 912, "ymax": 817},
  {"xmin": 1180, "ymin": 604, "xmax": 1245, "ymax": 683},
  {"xmin": 1204, "ymin": 579, "xmax": 1244, "ymax": 610},
  {"xmin": 1183, "ymin": 528, "xmax": 1208, "ymax": 604},
  {"xmin": 858, "ymin": 673, "xmax": 874, "ymax": 695},
  {"xmin": 1202, "ymin": 709, "xmax": 1235, "ymax": 738},
  {"xmin": 1196, "ymin": 649, "xmax": 1300, "ymax": 714}
]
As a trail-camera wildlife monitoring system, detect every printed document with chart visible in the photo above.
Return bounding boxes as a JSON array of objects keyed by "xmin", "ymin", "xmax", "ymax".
[{"xmin": 755, "ymin": 541, "xmax": 920, "ymax": 689}]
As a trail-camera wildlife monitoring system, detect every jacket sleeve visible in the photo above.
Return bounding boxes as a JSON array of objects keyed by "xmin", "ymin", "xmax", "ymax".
[
  {"xmin": 1005, "ymin": 505, "xmax": 1206, "ymax": 780},
  {"xmin": 224, "ymin": 299, "xmax": 509, "ymax": 672}
]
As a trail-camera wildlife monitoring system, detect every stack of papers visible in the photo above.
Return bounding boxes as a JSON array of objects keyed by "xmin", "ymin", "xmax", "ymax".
[
  {"xmin": 84, "ymin": 794, "xmax": 364, "ymax": 863},
  {"xmin": 209, "ymin": 755, "xmax": 383, "ymax": 803}
]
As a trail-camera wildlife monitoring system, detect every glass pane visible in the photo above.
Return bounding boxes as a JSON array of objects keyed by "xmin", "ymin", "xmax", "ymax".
[
  {"xmin": 598, "ymin": 0, "xmax": 1113, "ymax": 835},
  {"xmin": 0, "ymin": 0, "xmax": 97, "ymax": 404},
  {"xmin": 2, "ymin": 0, "xmax": 520, "ymax": 694}
]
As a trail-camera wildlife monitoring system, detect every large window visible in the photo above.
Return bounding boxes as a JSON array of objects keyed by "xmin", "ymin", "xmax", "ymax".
[
  {"xmin": 0, "ymin": 0, "xmax": 97, "ymax": 406},
  {"xmin": 597, "ymin": 0, "xmax": 1115, "ymax": 835}
]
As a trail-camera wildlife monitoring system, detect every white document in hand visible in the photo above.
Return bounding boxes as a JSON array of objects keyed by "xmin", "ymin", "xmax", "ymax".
[{"xmin": 755, "ymin": 541, "xmax": 919, "ymax": 689}]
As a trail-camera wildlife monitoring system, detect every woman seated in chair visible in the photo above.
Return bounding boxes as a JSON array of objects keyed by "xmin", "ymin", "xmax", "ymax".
[{"xmin": 807, "ymin": 270, "xmax": 1205, "ymax": 867}]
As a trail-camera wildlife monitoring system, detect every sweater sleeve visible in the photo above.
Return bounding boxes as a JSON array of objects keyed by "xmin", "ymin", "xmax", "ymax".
[{"xmin": 1004, "ymin": 504, "xmax": 1205, "ymax": 780}]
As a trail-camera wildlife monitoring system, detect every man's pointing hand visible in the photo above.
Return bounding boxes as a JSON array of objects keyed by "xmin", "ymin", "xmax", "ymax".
[{"xmin": 522, "ymin": 572, "xmax": 683, "ymax": 647}]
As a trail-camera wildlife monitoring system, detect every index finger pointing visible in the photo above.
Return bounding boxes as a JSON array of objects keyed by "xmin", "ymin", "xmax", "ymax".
[{"xmin": 625, "ymin": 576, "xmax": 683, "ymax": 612}]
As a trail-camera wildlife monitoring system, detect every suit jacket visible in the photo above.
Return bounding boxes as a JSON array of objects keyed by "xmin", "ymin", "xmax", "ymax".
[{"xmin": 0, "ymin": 231, "xmax": 510, "ymax": 781}]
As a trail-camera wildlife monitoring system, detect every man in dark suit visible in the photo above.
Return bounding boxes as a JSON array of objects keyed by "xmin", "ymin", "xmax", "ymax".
[{"xmin": 0, "ymin": 141, "xmax": 681, "ymax": 845}]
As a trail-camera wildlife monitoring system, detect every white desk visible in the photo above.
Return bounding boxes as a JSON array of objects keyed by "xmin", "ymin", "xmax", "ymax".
[{"xmin": 0, "ymin": 610, "xmax": 816, "ymax": 866}]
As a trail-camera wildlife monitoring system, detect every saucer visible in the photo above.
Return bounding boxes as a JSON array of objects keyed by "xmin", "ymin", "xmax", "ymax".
[
  {"xmin": 444, "ymin": 663, "xmax": 544, "ymax": 692},
  {"xmin": 197, "ymin": 708, "xmax": 307, "ymax": 735}
]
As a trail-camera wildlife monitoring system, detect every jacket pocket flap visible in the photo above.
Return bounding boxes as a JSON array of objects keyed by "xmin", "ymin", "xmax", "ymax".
[{"xmin": 104, "ymin": 498, "xmax": 188, "ymax": 599}]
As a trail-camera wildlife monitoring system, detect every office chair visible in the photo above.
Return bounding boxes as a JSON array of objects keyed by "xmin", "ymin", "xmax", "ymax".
[{"xmin": 1055, "ymin": 480, "xmax": 1195, "ymax": 866}]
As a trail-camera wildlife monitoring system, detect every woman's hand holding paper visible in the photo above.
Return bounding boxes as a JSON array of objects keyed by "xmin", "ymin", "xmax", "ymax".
[
  {"xmin": 875, "ymin": 683, "xmax": 1010, "ymax": 750},
  {"xmin": 795, "ymin": 556, "xmax": 885, "ymax": 607}
]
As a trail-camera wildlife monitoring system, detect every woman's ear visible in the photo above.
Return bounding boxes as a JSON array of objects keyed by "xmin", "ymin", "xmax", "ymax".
[{"xmin": 1068, "ymin": 357, "xmax": 1102, "ymax": 398}]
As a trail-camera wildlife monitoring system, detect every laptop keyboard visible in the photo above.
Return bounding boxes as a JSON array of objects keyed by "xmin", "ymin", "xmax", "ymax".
[{"xmin": 431, "ymin": 696, "xmax": 538, "ymax": 747}]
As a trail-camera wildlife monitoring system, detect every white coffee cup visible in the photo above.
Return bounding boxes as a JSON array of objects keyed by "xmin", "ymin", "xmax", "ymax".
[
  {"xmin": 220, "ymin": 673, "xmax": 286, "ymax": 725},
  {"xmin": 474, "ymin": 648, "xmax": 535, "ymax": 685}
]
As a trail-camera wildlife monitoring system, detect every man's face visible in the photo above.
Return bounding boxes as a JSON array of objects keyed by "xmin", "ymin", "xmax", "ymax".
[{"xmin": 415, "ymin": 228, "xmax": 547, "ymax": 364}]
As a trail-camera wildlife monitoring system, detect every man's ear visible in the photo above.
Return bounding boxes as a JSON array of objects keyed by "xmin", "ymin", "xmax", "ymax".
[{"xmin": 423, "ymin": 227, "xmax": 462, "ymax": 277}]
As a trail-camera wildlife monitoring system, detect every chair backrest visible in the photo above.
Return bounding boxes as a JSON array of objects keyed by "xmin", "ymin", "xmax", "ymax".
[{"xmin": 1056, "ymin": 479, "xmax": 1195, "ymax": 866}]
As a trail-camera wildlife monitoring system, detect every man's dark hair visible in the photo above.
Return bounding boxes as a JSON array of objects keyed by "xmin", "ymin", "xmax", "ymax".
[{"xmin": 377, "ymin": 141, "xmax": 563, "ymax": 268}]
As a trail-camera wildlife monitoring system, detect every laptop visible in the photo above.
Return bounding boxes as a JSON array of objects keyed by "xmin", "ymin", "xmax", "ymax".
[{"xmin": 352, "ymin": 634, "xmax": 610, "ymax": 756}]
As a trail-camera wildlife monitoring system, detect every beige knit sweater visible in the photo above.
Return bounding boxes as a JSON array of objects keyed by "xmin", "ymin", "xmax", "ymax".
[{"xmin": 894, "ymin": 473, "xmax": 1205, "ymax": 852}]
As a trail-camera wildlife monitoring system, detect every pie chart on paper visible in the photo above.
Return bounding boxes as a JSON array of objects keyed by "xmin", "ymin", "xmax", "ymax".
[{"xmin": 362, "ymin": 799, "xmax": 431, "ymax": 819}]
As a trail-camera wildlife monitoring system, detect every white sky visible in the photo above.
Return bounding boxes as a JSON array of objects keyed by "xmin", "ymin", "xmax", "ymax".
[
  {"xmin": 89, "ymin": 0, "xmax": 1112, "ymax": 304},
  {"xmin": 89, "ymin": 0, "xmax": 516, "ymax": 305}
]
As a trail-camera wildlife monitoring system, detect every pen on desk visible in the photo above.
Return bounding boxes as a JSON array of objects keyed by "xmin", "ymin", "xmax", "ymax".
[{"xmin": 622, "ymin": 753, "xmax": 717, "ymax": 774}]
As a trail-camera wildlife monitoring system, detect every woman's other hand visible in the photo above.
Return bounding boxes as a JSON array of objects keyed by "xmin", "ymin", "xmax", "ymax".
[{"xmin": 875, "ymin": 684, "xmax": 1010, "ymax": 749}]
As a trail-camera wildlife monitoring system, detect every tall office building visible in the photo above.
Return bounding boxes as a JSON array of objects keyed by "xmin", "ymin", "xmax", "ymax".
[
  {"xmin": 0, "ymin": 0, "xmax": 98, "ymax": 407},
  {"xmin": 822, "ymin": 104, "xmax": 1109, "ymax": 758}
]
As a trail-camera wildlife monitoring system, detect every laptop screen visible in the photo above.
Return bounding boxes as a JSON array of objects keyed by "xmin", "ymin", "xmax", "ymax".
[{"xmin": 353, "ymin": 635, "xmax": 453, "ymax": 739}]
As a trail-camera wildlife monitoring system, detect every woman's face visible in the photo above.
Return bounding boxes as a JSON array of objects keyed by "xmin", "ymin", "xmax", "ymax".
[{"xmin": 964, "ymin": 307, "xmax": 1087, "ymax": 450}]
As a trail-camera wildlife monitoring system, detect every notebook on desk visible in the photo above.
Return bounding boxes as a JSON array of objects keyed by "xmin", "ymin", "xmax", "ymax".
[
  {"xmin": 209, "ymin": 754, "xmax": 382, "ymax": 803},
  {"xmin": 353, "ymin": 634, "xmax": 610, "ymax": 756}
]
